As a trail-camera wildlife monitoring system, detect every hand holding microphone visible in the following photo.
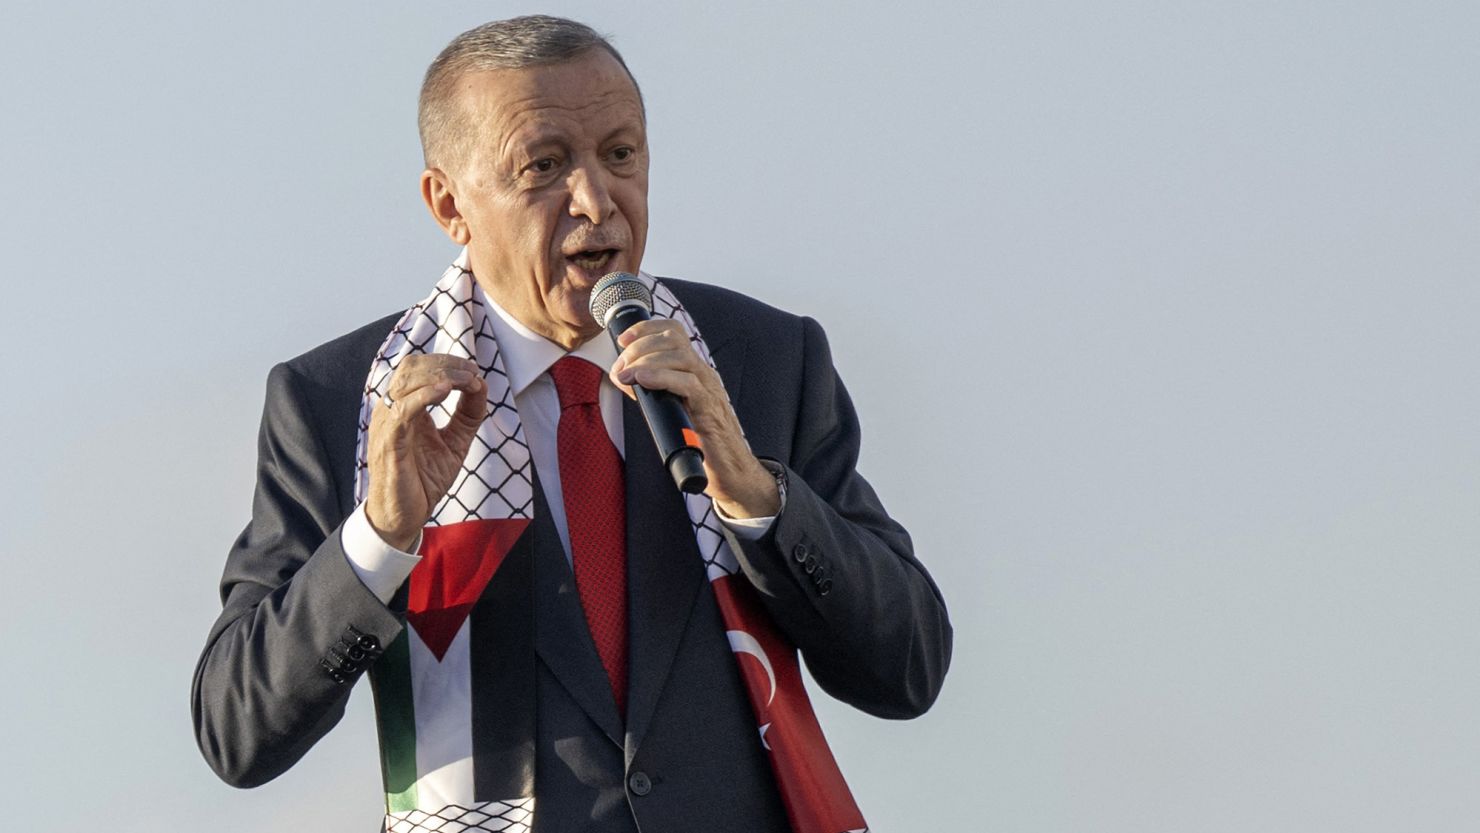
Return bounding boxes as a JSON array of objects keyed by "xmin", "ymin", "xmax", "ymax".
[
  {"xmin": 589, "ymin": 273, "xmax": 706, "ymax": 493},
  {"xmin": 589, "ymin": 273, "xmax": 780, "ymax": 516}
]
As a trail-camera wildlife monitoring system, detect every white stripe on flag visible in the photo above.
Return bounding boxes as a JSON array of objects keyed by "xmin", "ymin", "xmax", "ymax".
[{"xmin": 409, "ymin": 618, "xmax": 475, "ymax": 809}]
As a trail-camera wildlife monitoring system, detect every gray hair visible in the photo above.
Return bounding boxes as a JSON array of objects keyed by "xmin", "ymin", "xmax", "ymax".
[{"xmin": 418, "ymin": 15, "xmax": 641, "ymax": 171}]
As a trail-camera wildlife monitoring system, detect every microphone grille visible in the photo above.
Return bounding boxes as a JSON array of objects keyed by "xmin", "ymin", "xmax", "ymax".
[{"xmin": 589, "ymin": 272, "xmax": 652, "ymax": 326}]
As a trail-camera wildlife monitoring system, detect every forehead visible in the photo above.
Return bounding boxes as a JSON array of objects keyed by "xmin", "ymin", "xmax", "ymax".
[{"xmin": 456, "ymin": 51, "xmax": 644, "ymax": 150}]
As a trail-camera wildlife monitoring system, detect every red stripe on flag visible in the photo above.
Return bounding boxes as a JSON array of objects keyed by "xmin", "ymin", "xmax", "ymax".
[
  {"xmin": 407, "ymin": 519, "xmax": 531, "ymax": 661},
  {"xmin": 711, "ymin": 574, "xmax": 868, "ymax": 833}
]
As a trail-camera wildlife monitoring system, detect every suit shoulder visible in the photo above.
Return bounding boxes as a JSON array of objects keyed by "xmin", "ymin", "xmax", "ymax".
[
  {"xmin": 658, "ymin": 276, "xmax": 809, "ymax": 348},
  {"xmin": 275, "ymin": 311, "xmax": 404, "ymax": 390}
]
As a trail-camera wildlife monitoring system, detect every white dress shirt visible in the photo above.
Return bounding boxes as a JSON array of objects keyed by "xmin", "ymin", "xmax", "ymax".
[{"xmin": 342, "ymin": 288, "xmax": 775, "ymax": 604}]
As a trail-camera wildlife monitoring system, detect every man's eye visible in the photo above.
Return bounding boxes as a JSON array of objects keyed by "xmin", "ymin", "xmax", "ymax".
[
  {"xmin": 531, "ymin": 158, "xmax": 558, "ymax": 173},
  {"xmin": 610, "ymin": 147, "xmax": 634, "ymax": 163}
]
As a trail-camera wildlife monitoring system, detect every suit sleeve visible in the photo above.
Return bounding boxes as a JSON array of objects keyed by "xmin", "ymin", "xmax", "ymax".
[
  {"xmin": 727, "ymin": 316, "xmax": 953, "ymax": 719},
  {"xmin": 191, "ymin": 362, "xmax": 405, "ymax": 788}
]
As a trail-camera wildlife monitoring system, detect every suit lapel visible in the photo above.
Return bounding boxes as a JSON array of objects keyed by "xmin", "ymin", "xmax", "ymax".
[
  {"xmin": 525, "ymin": 310, "xmax": 746, "ymax": 757},
  {"xmin": 622, "ymin": 394, "xmax": 708, "ymax": 757},
  {"xmin": 679, "ymin": 301, "xmax": 744, "ymax": 408},
  {"xmin": 530, "ymin": 469, "xmax": 624, "ymax": 747}
]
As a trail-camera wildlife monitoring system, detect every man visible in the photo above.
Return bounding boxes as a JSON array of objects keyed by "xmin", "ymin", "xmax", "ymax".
[{"xmin": 193, "ymin": 15, "xmax": 951, "ymax": 833}]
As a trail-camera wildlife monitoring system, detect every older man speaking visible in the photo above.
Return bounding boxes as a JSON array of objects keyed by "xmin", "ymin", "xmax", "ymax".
[{"xmin": 193, "ymin": 15, "xmax": 951, "ymax": 833}]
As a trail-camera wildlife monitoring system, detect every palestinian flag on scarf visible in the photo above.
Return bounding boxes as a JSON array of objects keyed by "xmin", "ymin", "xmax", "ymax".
[{"xmin": 353, "ymin": 253, "xmax": 869, "ymax": 833}]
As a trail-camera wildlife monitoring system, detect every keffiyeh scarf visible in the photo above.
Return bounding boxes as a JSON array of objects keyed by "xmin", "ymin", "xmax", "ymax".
[{"xmin": 354, "ymin": 253, "xmax": 868, "ymax": 833}]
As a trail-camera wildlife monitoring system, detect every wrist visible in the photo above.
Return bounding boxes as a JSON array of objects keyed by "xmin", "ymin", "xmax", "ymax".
[
  {"xmin": 365, "ymin": 501, "xmax": 420, "ymax": 553},
  {"xmin": 710, "ymin": 457, "xmax": 782, "ymax": 519}
]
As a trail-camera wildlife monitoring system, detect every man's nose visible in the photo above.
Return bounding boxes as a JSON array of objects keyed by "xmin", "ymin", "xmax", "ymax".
[{"xmin": 566, "ymin": 164, "xmax": 616, "ymax": 224}]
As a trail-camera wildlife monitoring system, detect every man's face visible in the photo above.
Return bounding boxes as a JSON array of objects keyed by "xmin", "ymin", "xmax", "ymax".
[{"xmin": 428, "ymin": 49, "xmax": 649, "ymax": 348}]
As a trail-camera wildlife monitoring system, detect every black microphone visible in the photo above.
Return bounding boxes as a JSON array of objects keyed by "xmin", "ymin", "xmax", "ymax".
[{"xmin": 589, "ymin": 272, "xmax": 708, "ymax": 494}]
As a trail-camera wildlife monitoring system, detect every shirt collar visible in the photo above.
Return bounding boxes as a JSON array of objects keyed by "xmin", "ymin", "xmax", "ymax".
[{"xmin": 472, "ymin": 268, "xmax": 619, "ymax": 396}]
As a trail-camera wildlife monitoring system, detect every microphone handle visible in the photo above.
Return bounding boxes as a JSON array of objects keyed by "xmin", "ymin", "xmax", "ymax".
[{"xmin": 606, "ymin": 306, "xmax": 708, "ymax": 494}]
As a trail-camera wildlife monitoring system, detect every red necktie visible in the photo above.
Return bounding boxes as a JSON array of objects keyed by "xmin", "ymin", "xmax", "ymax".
[{"xmin": 549, "ymin": 356, "xmax": 628, "ymax": 716}]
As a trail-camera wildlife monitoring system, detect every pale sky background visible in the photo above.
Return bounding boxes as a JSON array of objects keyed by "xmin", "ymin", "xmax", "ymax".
[{"xmin": 1, "ymin": 1, "xmax": 1477, "ymax": 831}]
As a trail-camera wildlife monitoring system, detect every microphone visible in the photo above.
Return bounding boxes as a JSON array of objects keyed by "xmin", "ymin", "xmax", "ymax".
[{"xmin": 589, "ymin": 272, "xmax": 708, "ymax": 494}]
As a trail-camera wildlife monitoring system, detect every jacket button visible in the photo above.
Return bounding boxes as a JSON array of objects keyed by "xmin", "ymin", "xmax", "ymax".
[
  {"xmin": 803, "ymin": 554, "xmax": 818, "ymax": 574},
  {"xmin": 330, "ymin": 670, "xmax": 347, "ymax": 685},
  {"xmin": 819, "ymin": 579, "xmax": 834, "ymax": 596},
  {"xmin": 792, "ymin": 544, "xmax": 808, "ymax": 563},
  {"xmin": 628, "ymin": 770, "xmax": 653, "ymax": 796},
  {"xmin": 357, "ymin": 633, "xmax": 380, "ymax": 651}
]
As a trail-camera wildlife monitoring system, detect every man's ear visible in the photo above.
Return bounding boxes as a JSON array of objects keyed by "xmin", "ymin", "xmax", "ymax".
[{"xmin": 421, "ymin": 168, "xmax": 470, "ymax": 245}]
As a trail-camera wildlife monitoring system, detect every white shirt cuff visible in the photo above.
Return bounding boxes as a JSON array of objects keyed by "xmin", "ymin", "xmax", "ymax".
[
  {"xmin": 712, "ymin": 461, "xmax": 785, "ymax": 540},
  {"xmin": 341, "ymin": 503, "xmax": 422, "ymax": 604},
  {"xmin": 717, "ymin": 510, "xmax": 777, "ymax": 540}
]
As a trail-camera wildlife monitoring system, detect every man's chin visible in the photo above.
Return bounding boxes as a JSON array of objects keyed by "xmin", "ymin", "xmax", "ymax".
[{"xmin": 544, "ymin": 291, "xmax": 605, "ymax": 347}]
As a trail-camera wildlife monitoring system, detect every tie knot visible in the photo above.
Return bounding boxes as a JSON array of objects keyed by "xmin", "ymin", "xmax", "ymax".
[{"xmin": 549, "ymin": 356, "xmax": 605, "ymax": 410}]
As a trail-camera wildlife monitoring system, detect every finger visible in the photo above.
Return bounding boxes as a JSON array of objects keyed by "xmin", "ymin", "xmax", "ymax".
[
  {"xmin": 442, "ymin": 376, "xmax": 488, "ymax": 449},
  {"xmin": 389, "ymin": 366, "xmax": 480, "ymax": 399},
  {"xmin": 602, "ymin": 357, "xmax": 636, "ymax": 400},
  {"xmin": 615, "ymin": 345, "xmax": 709, "ymax": 391},
  {"xmin": 624, "ymin": 366, "xmax": 706, "ymax": 400},
  {"xmin": 617, "ymin": 332, "xmax": 699, "ymax": 374},
  {"xmin": 385, "ymin": 379, "xmax": 456, "ymax": 426},
  {"xmin": 392, "ymin": 370, "xmax": 487, "ymax": 426},
  {"xmin": 392, "ymin": 355, "xmax": 482, "ymax": 382},
  {"xmin": 610, "ymin": 376, "xmax": 637, "ymax": 400},
  {"xmin": 387, "ymin": 356, "xmax": 482, "ymax": 398},
  {"xmin": 615, "ymin": 318, "xmax": 686, "ymax": 348},
  {"xmin": 614, "ymin": 352, "xmax": 701, "ymax": 388},
  {"xmin": 619, "ymin": 326, "xmax": 692, "ymax": 354},
  {"xmin": 399, "ymin": 353, "xmax": 482, "ymax": 372}
]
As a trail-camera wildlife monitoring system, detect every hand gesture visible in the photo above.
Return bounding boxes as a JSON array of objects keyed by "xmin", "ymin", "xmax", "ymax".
[{"xmin": 365, "ymin": 355, "xmax": 487, "ymax": 550}]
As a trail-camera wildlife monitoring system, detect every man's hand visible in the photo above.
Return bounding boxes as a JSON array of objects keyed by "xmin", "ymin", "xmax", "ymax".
[
  {"xmin": 366, "ymin": 355, "xmax": 487, "ymax": 551},
  {"xmin": 610, "ymin": 320, "xmax": 780, "ymax": 519}
]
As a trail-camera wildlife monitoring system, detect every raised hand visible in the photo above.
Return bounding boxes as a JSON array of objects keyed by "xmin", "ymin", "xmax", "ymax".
[{"xmin": 365, "ymin": 355, "xmax": 487, "ymax": 550}]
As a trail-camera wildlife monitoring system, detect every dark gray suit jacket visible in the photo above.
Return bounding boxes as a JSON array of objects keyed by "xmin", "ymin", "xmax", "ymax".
[{"xmin": 192, "ymin": 278, "xmax": 952, "ymax": 832}]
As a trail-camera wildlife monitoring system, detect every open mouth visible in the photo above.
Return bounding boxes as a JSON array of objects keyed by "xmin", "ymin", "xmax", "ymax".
[{"xmin": 566, "ymin": 248, "xmax": 619, "ymax": 271}]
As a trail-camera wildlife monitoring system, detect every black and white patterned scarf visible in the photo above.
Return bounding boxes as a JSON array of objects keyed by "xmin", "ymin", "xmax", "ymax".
[{"xmin": 354, "ymin": 252, "xmax": 868, "ymax": 833}]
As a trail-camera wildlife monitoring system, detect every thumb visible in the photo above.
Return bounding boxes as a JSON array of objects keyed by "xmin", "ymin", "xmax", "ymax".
[{"xmin": 442, "ymin": 378, "xmax": 487, "ymax": 450}]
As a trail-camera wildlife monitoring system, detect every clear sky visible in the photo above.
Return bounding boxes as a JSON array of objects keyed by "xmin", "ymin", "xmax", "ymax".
[{"xmin": 2, "ymin": 1, "xmax": 1477, "ymax": 830}]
